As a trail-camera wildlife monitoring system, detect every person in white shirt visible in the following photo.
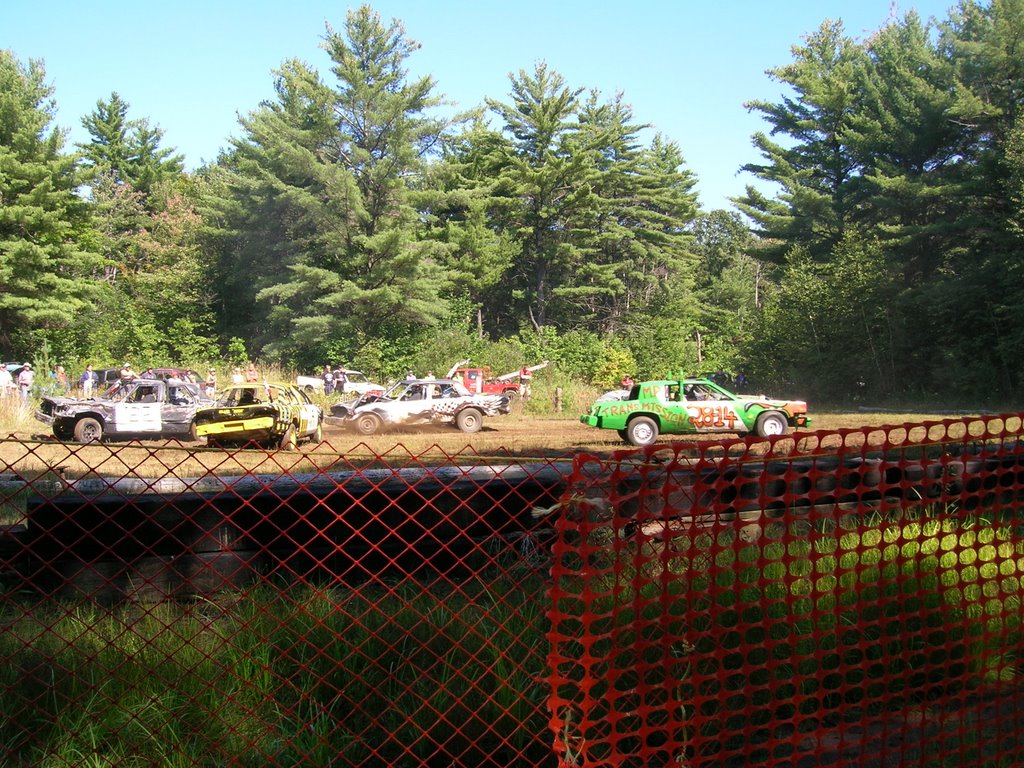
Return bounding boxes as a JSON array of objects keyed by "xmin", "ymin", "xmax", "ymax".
[{"xmin": 79, "ymin": 365, "xmax": 98, "ymax": 398}]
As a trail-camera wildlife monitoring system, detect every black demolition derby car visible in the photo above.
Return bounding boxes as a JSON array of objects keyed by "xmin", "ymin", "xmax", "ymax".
[{"xmin": 35, "ymin": 377, "xmax": 212, "ymax": 442}]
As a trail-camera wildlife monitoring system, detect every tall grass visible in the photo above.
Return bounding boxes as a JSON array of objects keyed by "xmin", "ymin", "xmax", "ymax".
[{"xmin": 0, "ymin": 578, "xmax": 554, "ymax": 767}]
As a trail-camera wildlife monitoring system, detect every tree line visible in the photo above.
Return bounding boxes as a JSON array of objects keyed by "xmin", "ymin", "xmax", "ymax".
[{"xmin": 1, "ymin": 1, "xmax": 1021, "ymax": 403}]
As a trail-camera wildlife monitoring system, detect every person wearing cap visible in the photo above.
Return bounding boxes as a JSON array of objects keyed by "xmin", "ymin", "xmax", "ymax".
[
  {"xmin": 120, "ymin": 363, "xmax": 136, "ymax": 383},
  {"xmin": 17, "ymin": 363, "xmax": 34, "ymax": 403}
]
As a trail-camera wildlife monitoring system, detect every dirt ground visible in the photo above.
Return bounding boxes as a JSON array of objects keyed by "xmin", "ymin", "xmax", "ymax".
[{"xmin": 0, "ymin": 408, "xmax": 1001, "ymax": 484}]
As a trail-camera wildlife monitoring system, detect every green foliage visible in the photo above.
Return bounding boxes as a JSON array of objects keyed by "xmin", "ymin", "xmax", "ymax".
[
  {"xmin": 0, "ymin": 51, "xmax": 107, "ymax": 357},
  {"xmin": 226, "ymin": 337, "xmax": 248, "ymax": 365},
  {"xmin": 78, "ymin": 92, "xmax": 184, "ymax": 196}
]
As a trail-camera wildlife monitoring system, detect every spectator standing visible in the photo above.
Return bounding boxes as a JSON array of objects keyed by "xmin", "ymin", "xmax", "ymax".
[
  {"xmin": 120, "ymin": 363, "xmax": 136, "ymax": 383},
  {"xmin": 0, "ymin": 365, "xmax": 13, "ymax": 399},
  {"xmin": 205, "ymin": 368, "xmax": 218, "ymax": 398},
  {"xmin": 334, "ymin": 368, "xmax": 347, "ymax": 395},
  {"xmin": 17, "ymin": 363, "xmax": 34, "ymax": 402},
  {"xmin": 322, "ymin": 365, "xmax": 334, "ymax": 395},
  {"xmin": 55, "ymin": 366, "xmax": 69, "ymax": 394},
  {"xmin": 620, "ymin": 374, "xmax": 635, "ymax": 390},
  {"xmin": 231, "ymin": 366, "xmax": 244, "ymax": 385},
  {"xmin": 245, "ymin": 363, "xmax": 259, "ymax": 382},
  {"xmin": 519, "ymin": 366, "xmax": 533, "ymax": 400},
  {"xmin": 79, "ymin": 365, "xmax": 98, "ymax": 398}
]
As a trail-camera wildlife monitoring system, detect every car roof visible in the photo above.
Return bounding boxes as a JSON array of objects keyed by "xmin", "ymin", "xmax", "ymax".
[
  {"xmin": 397, "ymin": 378, "xmax": 462, "ymax": 386},
  {"xmin": 225, "ymin": 382, "xmax": 292, "ymax": 389}
]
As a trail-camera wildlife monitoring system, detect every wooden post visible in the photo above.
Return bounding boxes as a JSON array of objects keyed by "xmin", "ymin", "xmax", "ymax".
[{"xmin": 554, "ymin": 386, "xmax": 563, "ymax": 413}]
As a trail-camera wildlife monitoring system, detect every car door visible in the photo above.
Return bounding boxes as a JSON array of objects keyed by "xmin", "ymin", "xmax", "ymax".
[
  {"xmin": 162, "ymin": 383, "xmax": 200, "ymax": 435},
  {"xmin": 684, "ymin": 383, "xmax": 744, "ymax": 433},
  {"xmin": 380, "ymin": 382, "xmax": 434, "ymax": 425},
  {"xmin": 112, "ymin": 382, "xmax": 163, "ymax": 434},
  {"xmin": 292, "ymin": 388, "xmax": 321, "ymax": 437}
]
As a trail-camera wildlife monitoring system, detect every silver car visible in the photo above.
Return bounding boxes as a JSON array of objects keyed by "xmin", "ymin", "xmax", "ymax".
[{"xmin": 328, "ymin": 378, "xmax": 511, "ymax": 435}]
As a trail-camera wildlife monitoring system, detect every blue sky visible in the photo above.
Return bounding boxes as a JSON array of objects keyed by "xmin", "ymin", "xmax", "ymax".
[{"xmin": 7, "ymin": 0, "xmax": 957, "ymax": 210}]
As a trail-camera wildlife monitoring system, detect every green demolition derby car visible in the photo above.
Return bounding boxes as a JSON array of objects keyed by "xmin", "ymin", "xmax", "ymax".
[{"xmin": 581, "ymin": 377, "xmax": 812, "ymax": 447}]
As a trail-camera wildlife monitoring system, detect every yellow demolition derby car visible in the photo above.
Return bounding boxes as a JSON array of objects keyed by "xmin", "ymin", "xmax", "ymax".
[{"xmin": 192, "ymin": 382, "xmax": 324, "ymax": 450}]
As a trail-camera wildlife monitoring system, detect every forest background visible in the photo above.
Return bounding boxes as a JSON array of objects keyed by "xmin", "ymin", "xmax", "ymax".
[{"xmin": 1, "ymin": 1, "xmax": 1023, "ymax": 406}]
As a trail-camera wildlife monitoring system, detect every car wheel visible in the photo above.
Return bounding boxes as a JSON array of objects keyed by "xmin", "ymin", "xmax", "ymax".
[
  {"xmin": 626, "ymin": 416, "xmax": 659, "ymax": 447},
  {"xmin": 456, "ymin": 408, "xmax": 483, "ymax": 433},
  {"xmin": 755, "ymin": 411, "xmax": 788, "ymax": 438},
  {"xmin": 617, "ymin": 428, "xmax": 629, "ymax": 442},
  {"xmin": 279, "ymin": 425, "xmax": 297, "ymax": 451},
  {"xmin": 73, "ymin": 417, "xmax": 103, "ymax": 443},
  {"xmin": 310, "ymin": 421, "xmax": 323, "ymax": 444},
  {"xmin": 503, "ymin": 389, "xmax": 519, "ymax": 405},
  {"xmin": 189, "ymin": 421, "xmax": 200, "ymax": 442},
  {"xmin": 355, "ymin": 413, "xmax": 381, "ymax": 436}
]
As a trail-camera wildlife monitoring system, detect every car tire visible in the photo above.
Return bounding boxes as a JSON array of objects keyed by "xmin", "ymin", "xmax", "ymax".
[
  {"xmin": 617, "ymin": 428, "xmax": 630, "ymax": 442},
  {"xmin": 456, "ymin": 408, "xmax": 483, "ymax": 433},
  {"xmin": 755, "ymin": 412, "xmax": 788, "ymax": 437},
  {"xmin": 310, "ymin": 421, "xmax": 323, "ymax": 444},
  {"xmin": 355, "ymin": 413, "xmax": 381, "ymax": 436},
  {"xmin": 279, "ymin": 425, "xmax": 297, "ymax": 451},
  {"xmin": 74, "ymin": 417, "xmax": 103, "ymax": 443},
  {"xmin": 626, "ymin": 416, "xmax": 659, "ymax": 447},
  {"xmin": 503, "ymin": 389, "xmax": 518, "ymax": 405}
]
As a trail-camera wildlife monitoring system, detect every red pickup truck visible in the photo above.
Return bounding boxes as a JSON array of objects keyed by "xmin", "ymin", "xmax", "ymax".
[{"xmin": 447, "ymin": 361, "xmax": 549, "ymax": 402}]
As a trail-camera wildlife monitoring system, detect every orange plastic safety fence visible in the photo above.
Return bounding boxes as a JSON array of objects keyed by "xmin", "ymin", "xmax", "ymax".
[{"xmin": 547, "ymin": 414, "xmax": 1024, "ymax": 767}]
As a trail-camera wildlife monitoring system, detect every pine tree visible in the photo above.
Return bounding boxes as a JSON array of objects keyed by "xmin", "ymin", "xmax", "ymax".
[
  {"xmin": 79, "ymin": 92, "xmax": 183, "ymax": 197},
  {"xmin": 736, "ymin": 20, "xmax": 866, "ymax": 262},
  {"xmin": 212, "ymin": 6, "xmax": 454, "ymax": 366},
  {"xmin": 0, "ymin": 51, "xmax": 105, "ymax": 355},
  {"xmin": 485, "ymin": 62, "xmax": 596, "ymax": 330}
]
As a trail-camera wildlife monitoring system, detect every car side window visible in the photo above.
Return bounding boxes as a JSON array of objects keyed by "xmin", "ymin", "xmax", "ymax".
[
  {"xmin": 131, "ymin": 385, "xmax": 159, "ymax": 403},
  {"xmin": 169, "ymin": 386, "xmax": 193, "ymax": 406}
]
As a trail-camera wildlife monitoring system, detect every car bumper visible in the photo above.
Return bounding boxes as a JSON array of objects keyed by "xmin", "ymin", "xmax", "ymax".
[
  {"xmin": 581, "ymin": 414, "xmax": 600, "ymax": 428},
  {"xmin": 34, "ymin": 410, "xmax": 55, "ymax": 426},
  {"xmin": 195, "ymin": 415, "xmax": 275, "ymax": 438}
]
